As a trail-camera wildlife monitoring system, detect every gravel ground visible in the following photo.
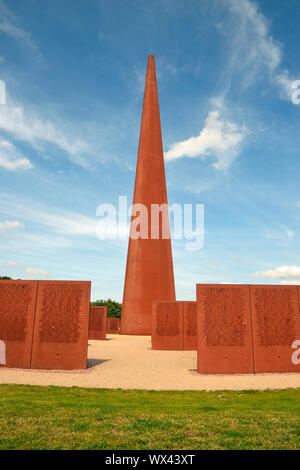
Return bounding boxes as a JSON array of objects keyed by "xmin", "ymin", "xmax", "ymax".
[{"xmin": 0, "ymin": 334, "xmax": 299, "ymax": 390}]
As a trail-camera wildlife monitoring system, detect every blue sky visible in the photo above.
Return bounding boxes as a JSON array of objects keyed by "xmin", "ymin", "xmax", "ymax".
[{"xmin": 0, "ymin": 0, "xmax": 300, "ymax": 301}]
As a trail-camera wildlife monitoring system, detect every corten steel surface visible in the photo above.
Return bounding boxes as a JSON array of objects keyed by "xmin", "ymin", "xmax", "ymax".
[
  {"xmin": 31, "ymin": 281, "xmax": 91, "ymax": 370},
  {"xmin": 106, "ymin": 317, "xmax": 120, "ymax": 334},
  {"xmin": 88, "ymin": 306, "xmax": 107, "ymax": 340},
  {"xmin": 152, "ymin": 301, "xmax": 184, "ymax": 350},
  {"xmin": 183, "ymin": 301, "xmax": 197, "ymax": 351},
  {"xmin": 251, "ymin": 285, "xmax": 300, "ymax": 373},
  {"xmin": 0, "ymin": 280, "xmax": 38, "ymax": 369},
  {"xmin": 120, "ymin": 55, "xmax": 175, "ymax": 335},
  {"xmin": 197, "ymin": 284, "xmax": 254, "ymax": 374}
]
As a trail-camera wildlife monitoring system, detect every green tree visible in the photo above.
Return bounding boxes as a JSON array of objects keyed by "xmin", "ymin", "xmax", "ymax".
[
  {"xmin": 0, "ymin": 276, "xmax": 12, "ymax": 280},
  {"xmin": 90, "ymin": 298, "xmax": 122, "ymax": 318}
]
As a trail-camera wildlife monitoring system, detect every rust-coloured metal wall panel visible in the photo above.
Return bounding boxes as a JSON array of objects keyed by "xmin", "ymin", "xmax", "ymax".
[
  {"xmin": 251, "ymin": 285, "xmax": 300, "ymax": 373},
  {"xmin": 152, "ymin": 301, "xmax": 184, "ymax": 350},
  {"xmin": 106, "ymin": 317, "xmax": 120, "ymax": 334},
  {"xmin": 0, "ymin": 280, "xmax": 38, "ymax": 369},
  {"xmin": 196, "ymin": 284, "xmax": 254, "ymax": 374},
  {"xmin": 88, "ymin": 306, "xmax": 107, "ymax": 340},
  {"xmin": 31, "ymin": 281, "xmax": 91, "ymax": 370},
  {"xmin": 183, "ymin": 301, "xmax": 197, "ymax": 351}
]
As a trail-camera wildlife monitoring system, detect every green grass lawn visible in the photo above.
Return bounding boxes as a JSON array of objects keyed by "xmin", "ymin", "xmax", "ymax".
[{"xmin": 0, "ymin": 384, "xmax": 299, "ymax": 450}]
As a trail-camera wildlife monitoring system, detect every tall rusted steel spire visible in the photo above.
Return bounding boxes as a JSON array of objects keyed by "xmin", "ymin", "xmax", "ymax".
[{"xmin": 120, "ymin": 55, "xmax": 176, "ymax": 335}]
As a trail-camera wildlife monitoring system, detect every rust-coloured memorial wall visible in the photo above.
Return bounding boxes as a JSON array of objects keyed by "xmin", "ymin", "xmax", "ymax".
[
  {"xmin": 0, "ymin": 280, "xmax": 38, "ymax": 369},
  {"xmin": 0, "ymin": 280, "xmax": 91, "ymax": 371},
  {"xmin": 196, "ymin": 284, "xmax": 300, "ymax": 374},
  {"xmin": 152, "ymin": 285, "xmax": 300, "ymax": 374},
  {"xmin": 0, "ymin": 279, "xmax": 299, "ymax": 374},
  {"xmin": 106, "ymin": 317, "xmax": 120, "ymax": 334},
  {"xmin": 89, "ymin": 306, "xmax": 107, "ymax": 340},
  {"xmin": 152, "ymin": 301, "xmax": 197, "ymax": 351},
  {"xmin": 152, "ymin": 301, "xmax": 184, "ymax": 350},
  {"xmin": 183, "ymin": 302, "xmax": 198, "ymax": 351},
  {"xmin": 250, "ymin": 285, "xmax": 300, "ymax": 373},
  {"xmin": 197, "ymin": 284, "xmax": 253, "ymax": 374},
  {"xmin": 31, "ymin": 281, "xmax": 90, "ymax": 370}
]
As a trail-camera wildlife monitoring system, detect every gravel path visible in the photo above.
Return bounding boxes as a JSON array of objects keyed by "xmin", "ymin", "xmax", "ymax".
[{"xmin": 1, "ymin": 335, "xmax": 299, "ymax": 391}]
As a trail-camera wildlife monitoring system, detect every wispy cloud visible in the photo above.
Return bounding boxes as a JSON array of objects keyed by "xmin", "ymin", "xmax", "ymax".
[
  {"xmin": 168, "ymin": 0, "xmax": 296, "ymax": 173},
  {"xmin": 25, "ymin": 267, "xmax": 50, "ymax": 277},
  {"xmin": 264, "ymin": 224, "xmax": 294, "ymax": 243},
  {"xmin": 223, "ymin": 0, "xmax": 296, "ymax": 101},
  {"xmin": 0, "ymin": 194, "xmax": 131, "ymax": 277},
  {"xmin": 0, "ymin": 0, "xmax": 41, "ymax": 58},
  {"xmin": 0, "ymin": 232, "xmax": 72, "ymax": 256},
  {"xmin": 165, "ymin": 110, "xmax": 248, "ymax": 170},
  {"xmin": 0, "ymin": 139, "xmax": 33, "ymax": 171},
  {"xmin": 0, "ymin": 193, "xmax": 98, "ymax": 236},
  {"xmin": 280, "ymin": 280, "xmax": 300, "ymax": 286},
  {"xmin": 0, "ymin": 98, "xmax": 90, "ymax": 167},
  {"xmin": 253, "ymin": 266, "xmax": 300, "ymax": 279},
  {"xmin": 0, "ymin": 192, "xmax": 129, "ymax": 240},
  {"xmin": 0, "ymin": 219, "xmax": 23, "ymax": 231},
  {"xmin": 220, "ymin": 282, "xmax": 242, "ymax": 284}
]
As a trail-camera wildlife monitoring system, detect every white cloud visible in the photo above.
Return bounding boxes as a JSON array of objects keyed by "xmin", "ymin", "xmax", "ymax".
[
  {"xmin": 0, "ymin": 101, "xmax": 89, "ymax": 167},
  {"xmin": 253, "ymin": 266, "xmax": 300, "ymax": 279},
  {"xmin": 0, "ymin": 192, "xmax": 128, "ymax": 239},
  {"xmin": 0, "ymin": 19, "xmax": 38, "ymax": 53},
  {"xmin": 165, "ymin": 110, "xmax": 248, "ymax": 170},
  {"xmin": 25, "ymin": 267, "xmax": 50, "ymax": 277},
  {"xmin": 0, "ymin": 260, "xmax": 17, "ymax": 266},
  {"xmin": 264, "ymin": 225, "xmax": 294, "ymax": 243},
  {"xmin": 286, "ymin": 229, "xmax": 294, "ymax": 240},
  {"xmin": 0, "ymin": 139, "xmax": 33, "ymax": 171},
  {"xmin": 4, "ymin": 201, "xmax": 98, "ymax": 236},
  {"xmin": 0, "ymin": 220, "xmax": 23, "ymax": 231},
  {"xmin": 296, "ymin": 201, "xmax": 300, "ymax": 208},
  {"xmin": 0, "ymin": 232, "xmax": 72, "ymax": 256},
  {"xmin": 280, "ymin": 280, "xmax": 300, "ymax": 286},
  {"xmin": 0, "ymin": 0, "xmax": 41, "ymax": 58},
  {"xmin": 220, "ymin": 282, "xmax": 242, "ymax": 284},
  {"xmin": 226, "ymin": 0, "xmax": 281, "ymax": 70},
  {"xmin": 6, "ymin": 260, "xmax": 17, "ymax": 266},
  {"xmin": 224, "ymin": 0, "xmax": 296, "ymax": 101}
]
